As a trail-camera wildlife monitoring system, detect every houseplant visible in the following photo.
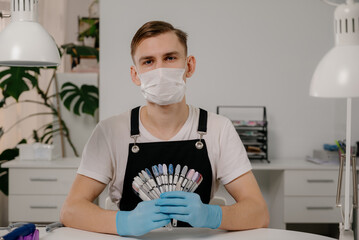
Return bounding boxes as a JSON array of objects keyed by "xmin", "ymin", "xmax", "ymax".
[
  {"xmin": 78, "ymin": 17, "xmax": 99, "ymax": 48},
  {"xmin": 0, "ymin": 44, "xmax": 100, "ymax": 195}
]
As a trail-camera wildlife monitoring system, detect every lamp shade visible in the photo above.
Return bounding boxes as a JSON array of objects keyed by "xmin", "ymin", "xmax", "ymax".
[
  {"xmin": 0, "ymin": 21, "xmax": 60, "ymax": 67},
  {"xmin": 310, "ymin": 45, "xmax": 359, "ymax": 98},
  {"xmin": 310, "ymin": 2, "xmax": 359, "ymax": 99},
  {"xmin": 0, "ymin": 0, "xmax": 60, "ymax": 67}
]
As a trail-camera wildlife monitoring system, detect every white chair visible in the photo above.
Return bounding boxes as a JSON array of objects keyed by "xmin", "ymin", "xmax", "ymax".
[
  {"xmin": 105, "ymin": 196, "xmax": 119, "ymax": 210},
  {"xmin": 209, "ymin": 196, "xmax": 227, "ymax": 206}
]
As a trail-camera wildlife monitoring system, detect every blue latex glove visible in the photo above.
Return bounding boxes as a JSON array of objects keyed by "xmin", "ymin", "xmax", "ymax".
[
  {"xmin": 116, "ymin": 199, "xmax": 171, "ymax": 236},
  {"xmin": 158, "ymin": 191, "xmax": 222, "ymax": 229}
]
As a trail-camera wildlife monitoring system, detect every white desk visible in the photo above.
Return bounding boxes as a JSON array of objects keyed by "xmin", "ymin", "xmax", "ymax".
[
  {"xmin": 0, "ymin": 227, "xmax": 336, "ymax": 240},
  {"xmin": 1, "ymin": 158, "xmax": 349, "ymax": 231}
]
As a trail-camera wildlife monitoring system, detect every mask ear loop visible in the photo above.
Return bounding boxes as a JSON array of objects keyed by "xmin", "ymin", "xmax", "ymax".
[
  {"xmin": 134, "ymin": 66, "xmax": 141, "ymax": 82},
  {"xmin": 184, "ymin": 57, "xmax": 188, "ymax": 78}
]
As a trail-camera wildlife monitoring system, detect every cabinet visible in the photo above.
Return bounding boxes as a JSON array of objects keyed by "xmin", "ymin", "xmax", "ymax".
[
  {"xmin": 250, "ymin": 159, "xmax": 358, "ymax": 238},
  {"xmin": 284, "ymin": 170, "xmax": 342, "ymax": 223},
  {"xmin": 1, "ymin": 158, "xmax": 80, "ymax": 223},
  {"xmin": 217, "ymin": 106, "xmax": 268, "ymax": 162}
]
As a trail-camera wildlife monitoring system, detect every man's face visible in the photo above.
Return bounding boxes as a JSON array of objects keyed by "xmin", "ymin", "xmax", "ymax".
[{"xmin": 133, "ymin": 32, "xmax": 187, "ymax": 74}]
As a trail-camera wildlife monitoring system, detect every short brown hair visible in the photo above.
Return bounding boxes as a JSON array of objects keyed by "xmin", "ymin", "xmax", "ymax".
[{"xmin": 131, "ymin": 21, "xmax": 188, "ymax": 58}]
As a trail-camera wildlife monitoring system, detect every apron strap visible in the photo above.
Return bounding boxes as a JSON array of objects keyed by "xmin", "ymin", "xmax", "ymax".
[
  {"xmin": 198, "ymin": 108, "xmax": 208, "ymax": 133},
  {"xmin": 130, "ymin": 106, "xmax": 141, "ymax": 137},
  {"xmin": 195, "ymin": 108, "xmax": 207, "ymax": 150}
]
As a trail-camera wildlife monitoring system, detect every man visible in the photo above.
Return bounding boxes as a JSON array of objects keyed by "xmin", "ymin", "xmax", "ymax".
[{"xmin": 60, "ymin": 21, "xmax": 269, "ymax": 236}]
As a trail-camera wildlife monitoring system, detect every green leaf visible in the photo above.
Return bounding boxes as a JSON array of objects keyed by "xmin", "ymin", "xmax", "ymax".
[
  {"xmin": 63, "ymin": 93, "xmax": 79, "ymax": 112},
  {"xmin": 0, "ymin": 138, "xmax": 26, "ymax": 160},
  {"xmin": 61, "ymin": 82, "xmax": 77, "ymax": 88},
  {"xmin": 40, "ymin": 126, "xmax": 54, "ymax": 143},
  {"xmin": 59, "ymin": 89, "xmax": 74, "ymax": 99},
  {"xmin": 0, "ymin": 97, "xmax": 6, "ymax": 108},
  {"xmin": 33, "ymin": 130, "xmax": 40, "ymax": 142},
  {"xmin": 0, "ymin": 149, "xmax": 18, "ymax": 161},
  {"xmin": 73, "ymin": 98, "xmax": 82, "ymax": 116},
  {"xmin": 38, "ymin": 123, "xmax": 60, "ymax": 144},
  {"xmin": 24, "ymin": 73, "xmax": 38, "ymax": 87},
  {"xmin": 60, "ymin": 83, "xmax": 99, "ymax": 116},
  {"xmin": 0, "ymin": 67, "xmax": 40, "ymax": 101}
]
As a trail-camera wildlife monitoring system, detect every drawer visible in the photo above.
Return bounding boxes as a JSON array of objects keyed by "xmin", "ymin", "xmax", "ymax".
[
  {"xmin": 9, "ymin": 195, "xmax": 67, "ymax": 222},
  {"xmin": 9, "ymin": 168, "xmax": 77, "ymax": 195},
  {"xmin": 284, "ymin": 170, "xmax": 345, "ymax": 196},
  {"xmin": 284, "ymin": 196, "xmax": 341, "ymax": 223}
]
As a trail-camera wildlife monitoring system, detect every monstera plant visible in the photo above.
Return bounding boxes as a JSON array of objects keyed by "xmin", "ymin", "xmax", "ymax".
[{"xmin": 0, "ymin": 44, "xmax": 99, "ymax": 195}]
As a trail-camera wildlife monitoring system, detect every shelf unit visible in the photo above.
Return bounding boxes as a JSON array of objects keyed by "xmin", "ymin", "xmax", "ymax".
[{"xmin": 217, "ymin": 106, "xmax": 269, "ymax": 163}]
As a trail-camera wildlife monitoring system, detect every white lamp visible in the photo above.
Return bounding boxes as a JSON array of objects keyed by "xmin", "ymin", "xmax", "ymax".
[
  {"xmin": 310, "ymin": 0, "xmax": 359, "ymax": 239},
  {"xmin": 0, "ymin": 0, "xmax": 60, "ymax": 67}
]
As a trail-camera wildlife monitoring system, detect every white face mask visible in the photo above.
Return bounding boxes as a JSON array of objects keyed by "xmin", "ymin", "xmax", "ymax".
[{"xmin": 137, "ymin": 68, "xmax": 186, "ymax": 105}]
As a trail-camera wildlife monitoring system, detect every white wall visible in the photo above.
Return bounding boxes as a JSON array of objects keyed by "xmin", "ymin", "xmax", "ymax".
[{"xmin": 100, "ymin": 0, "xmax": 359, "ymax": 160}]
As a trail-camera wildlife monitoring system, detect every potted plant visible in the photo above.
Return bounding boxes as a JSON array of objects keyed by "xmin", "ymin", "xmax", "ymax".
[{"xmin": 78, "ymin": 17, "xmax": 99, "ymax": 48}]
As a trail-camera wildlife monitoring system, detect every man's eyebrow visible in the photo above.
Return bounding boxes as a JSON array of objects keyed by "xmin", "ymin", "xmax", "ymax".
[
  {"xmin": 163, "ymin": 51, "xmax": 180, "ymax": 57},
  {"xmin": 138, "ymin": 55, "xmax": 154, "ymax": 62}
]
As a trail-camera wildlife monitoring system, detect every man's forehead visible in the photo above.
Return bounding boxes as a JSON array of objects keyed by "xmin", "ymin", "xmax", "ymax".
[{"xmin": 134, "ymin": 32, "xmax": 185, "ymax": 60}]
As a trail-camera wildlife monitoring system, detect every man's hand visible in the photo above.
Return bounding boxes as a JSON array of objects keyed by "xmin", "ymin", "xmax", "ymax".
[
  {"xmin": 116, "ymin": 199, "xmax": 171, "ymax": 236},
  {"xmin": 157, "ymin": 191, "xmax": 222, "ymax": 229}
]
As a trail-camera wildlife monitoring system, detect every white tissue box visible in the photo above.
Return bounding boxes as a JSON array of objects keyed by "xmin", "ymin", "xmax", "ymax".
[
  {"xmin": 313, "ymin": 149, "xmax": 339, "ymax": 162},
  {"xmin": 17, "ymin": 143, "xmax": 54, "ymax": 161}
]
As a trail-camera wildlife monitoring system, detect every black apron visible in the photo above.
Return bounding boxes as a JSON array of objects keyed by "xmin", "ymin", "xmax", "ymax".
[{"xmin": 119, "ymin": 106, "xmax": 213, "ymax": 227}]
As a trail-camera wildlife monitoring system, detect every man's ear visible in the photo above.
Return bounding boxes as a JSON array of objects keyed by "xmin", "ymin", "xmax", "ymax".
[
  {"xmin": 130, "ymin": 66, "xmax": 141, "ymax": 86},
  {"xmin": 185, "ymin": 55, "xmax": 196, "ymax": 78}
]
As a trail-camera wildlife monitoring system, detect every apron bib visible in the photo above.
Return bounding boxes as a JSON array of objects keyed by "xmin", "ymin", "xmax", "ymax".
[{"xmin": 119, "ymin": 106, "xmax": 213, "ymax": 227}]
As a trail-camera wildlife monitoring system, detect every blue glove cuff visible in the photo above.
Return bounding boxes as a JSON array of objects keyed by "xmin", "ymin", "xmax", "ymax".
[
  {"xmin": 206, "ymin": 205, "xmax": 222, "ymax": 229},
  {"xmin": 116, "ymin": 211, "xmax": 130, "ymax": 236}
]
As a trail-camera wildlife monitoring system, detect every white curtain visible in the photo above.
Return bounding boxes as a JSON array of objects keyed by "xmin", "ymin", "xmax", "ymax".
[
  {"xmin": 0, "ymin": 0, "xmax": 67, "ymax": 226},
  {"xmin": 0, "ymin": 0, "xmax": 67, "ymax": 153}
]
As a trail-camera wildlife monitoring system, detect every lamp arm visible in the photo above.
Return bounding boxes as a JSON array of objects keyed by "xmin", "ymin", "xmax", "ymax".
[
  {"xmin": 351, "ymin": 156, "xmax": 357, "ymax": 208},
  {"xmin": 336, "ymin": 153, "xmax": 345, "ymax": 222},
  {"xmin": 337, "ymin": 98, "xmax": 357, "ymax": 240},
  {"xmin": 344, "ymin": 98, "xmax": 352, "ymax": 230}
]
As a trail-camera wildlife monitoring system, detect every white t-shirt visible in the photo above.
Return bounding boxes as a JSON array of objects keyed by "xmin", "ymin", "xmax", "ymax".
[{"xmin": 78, "ymin": 105, "xmax": 252, "ymax": 204}]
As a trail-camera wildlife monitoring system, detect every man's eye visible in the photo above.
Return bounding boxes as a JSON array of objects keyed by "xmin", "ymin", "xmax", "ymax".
[
  {"xmin": 166, "ymin": 56, "xmax": 176, "ymax": 61},
  {"xmin": 143, "ymin": 60, "xmax": 152, "ymax": 65}
]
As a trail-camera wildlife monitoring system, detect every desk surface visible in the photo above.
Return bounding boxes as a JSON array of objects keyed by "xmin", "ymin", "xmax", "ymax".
[
  {"xmin": 1, "ymin": 158, "xmax": 81, "ymax": 169},
  {"xmin": 1, "ymin": 227, "xmax": 336, "ymax": 240},
  {"xmin": 251, "ymin": 158, "xmax": 342, "ymax": 170},
  {"xmin": 2, "ymin": 158, "xmax": 341, "ymax": 171}
]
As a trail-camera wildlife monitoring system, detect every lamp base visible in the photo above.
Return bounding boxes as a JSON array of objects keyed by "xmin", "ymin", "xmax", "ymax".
[{"xmin": 339, "ymin": 223, "xmax": 354, "ymax": 240}]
